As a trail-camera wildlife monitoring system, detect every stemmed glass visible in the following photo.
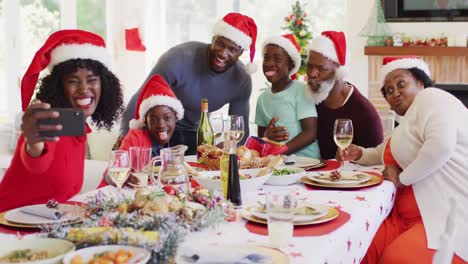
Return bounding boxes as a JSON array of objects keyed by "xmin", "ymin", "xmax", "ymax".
[
  {"xmin": 108, "ymin": 150, "xmax": 131, "ymax": 190},
  {"xmin": 333, "ymin": 119, "xmax": 354, "ymax": 169},
  {"xmin": 224, "ymin": 115, "xmax": 245, "ymax": 143},
  {"xmin": 209, "ymin": 112, "xmax": 224, "ymax": 145}
]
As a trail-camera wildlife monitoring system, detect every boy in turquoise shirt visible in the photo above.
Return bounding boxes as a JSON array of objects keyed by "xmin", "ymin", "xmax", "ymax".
[{"xmin": 255, "ymin": 34, "xmax": 320, "ymax": 158}]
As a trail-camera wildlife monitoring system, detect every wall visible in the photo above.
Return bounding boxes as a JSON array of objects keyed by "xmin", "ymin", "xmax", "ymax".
[{"xmin": 345, "ymin": 0, "xmax": 468, "ymax": 97}]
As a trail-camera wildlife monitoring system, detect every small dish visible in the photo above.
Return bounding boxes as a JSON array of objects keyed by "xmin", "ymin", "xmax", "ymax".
[
  {"xmin": 62, "ymin": 245, "xmax": 150, "ymax": 264},
  {"xmin": 0, "ymin": 237, "xmax": 75, "ymax": 264}
]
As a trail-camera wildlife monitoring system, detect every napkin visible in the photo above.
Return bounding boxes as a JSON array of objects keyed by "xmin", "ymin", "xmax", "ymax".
[
  {"xmin": 178, "ymin": 245, "xmax": 271, "ymax": 264},
  {"xmin": 244, "ymin": 136, "xmax": 288, "ymax": 157},
  {"xmin": 20, "ymin": 205, "xmax": 62, "ymax": 220},
  {"xmin": 316, "ymin": 173, "xmax": 364, "ymax": 181}
]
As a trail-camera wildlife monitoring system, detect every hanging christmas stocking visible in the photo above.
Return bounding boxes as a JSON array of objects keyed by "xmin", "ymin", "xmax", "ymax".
[{"xmin": 125, "ymin": 27, "xmax": 146, "ymax": 51}]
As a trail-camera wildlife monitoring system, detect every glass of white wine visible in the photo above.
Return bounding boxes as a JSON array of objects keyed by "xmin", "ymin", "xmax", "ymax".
[
  {"xmin": 224, "ymin": 115, "xmax": 245, "ymax": 143},
  {"xmin": 209, "ymin": 112, "xmax": 224, "ymax": 145},
  {"xmin": 108, "ymin": 150, "xmax": 131, "ymax": 190},
  {"xmin": 333, "ymin": 119, "xmax": 354, "ymax": 169}
]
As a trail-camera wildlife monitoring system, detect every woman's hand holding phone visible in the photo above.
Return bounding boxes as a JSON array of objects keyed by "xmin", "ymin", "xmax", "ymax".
[{"xmin": 21, "ymin": 100, "xmax": 62, "ymax": 157}]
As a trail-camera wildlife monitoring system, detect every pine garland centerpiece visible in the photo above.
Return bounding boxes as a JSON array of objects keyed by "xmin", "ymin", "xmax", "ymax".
[{"xmin": 44, "ymin": 187, "xmax": 227, "ymax": 264}]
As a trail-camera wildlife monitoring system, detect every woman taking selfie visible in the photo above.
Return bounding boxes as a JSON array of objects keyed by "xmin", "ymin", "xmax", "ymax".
[{"xmin": 0, "ymin": 30, "xmax": 124, "ymax": 212}]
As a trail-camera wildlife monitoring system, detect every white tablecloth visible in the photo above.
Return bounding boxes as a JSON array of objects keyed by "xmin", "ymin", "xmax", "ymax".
[{"xmin": 0, "ymin": 163, "xmax": 395, "ymax": 264}]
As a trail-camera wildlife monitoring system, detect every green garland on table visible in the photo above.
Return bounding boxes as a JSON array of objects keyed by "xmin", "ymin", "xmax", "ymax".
[{"xmin": 43, "ymin": 189, "xmax": 227, "ymax": 264}]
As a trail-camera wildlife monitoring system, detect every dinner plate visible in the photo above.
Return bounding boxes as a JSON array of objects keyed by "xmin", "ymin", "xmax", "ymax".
[
  {"xmin": 176, "ymin": 244, "xmax": 289, "ymax": 264},
  {"xmin": 301, "ymin": 174, "xmax": 383, "ymax": 189},
  {"xmin": 62, "ymin": 245, "xmax": 150, "ymax": 264},
  {"xmin": 0, "ymin": 237, "xmax": 75, "ymax": 264},
  {"xmin": 4, "ymin": 204, "xmax": 82, "ymax": 226},
  {"xmin": 291, "ymin": 156, "xmax": 321, "ymax": 168},
  {"xmin": 248, "ymin": 203, "xmax": 328, "ymax": 222},
  {"xmin": 308, "ymin": 172, "xmax": 372, "ymax": 185},
  {"xmin": 242, "ymin": 205, "xmax": 339, "ymax": 226}
]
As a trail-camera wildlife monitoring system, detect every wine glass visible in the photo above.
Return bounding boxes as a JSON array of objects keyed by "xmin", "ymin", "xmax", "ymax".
[
  {"xmin": 224, "ymin": 115, "xmax": 245, "ymax": 143},
  {"xmin": 108, "ymin": 150, "xmax": 131, "ymax": 190},
  {"xmin": 333, "ymin": 119, "xmax": 354, "ymax": 169},
  {"xmin": 209, "ymin": 112, "xmax": 224, "ymax": 145}
]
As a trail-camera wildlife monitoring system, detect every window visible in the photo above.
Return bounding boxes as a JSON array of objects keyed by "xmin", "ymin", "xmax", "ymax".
[{"xmin": 77, "ymin": 0, "xmax": 105, "ymax": 40}]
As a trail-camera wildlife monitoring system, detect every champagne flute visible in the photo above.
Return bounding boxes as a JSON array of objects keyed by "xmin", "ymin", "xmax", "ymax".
[
  {"xmin": 209, "ymin": 112, "xmax": 224, "ymax": 145},
  {"xmin": 108, "ymin": 150, "xmax": 131, "ymax": 190},
  {"xmin": 333, "ymin": 119, "xmax": 354, "ymax": 169},
  {"xmin": 224, "ymin": 115, "xmax": 245, "ymax": 143}
]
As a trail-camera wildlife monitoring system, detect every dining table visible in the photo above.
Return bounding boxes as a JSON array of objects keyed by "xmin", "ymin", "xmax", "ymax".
[{"xmin": 0, "ymin": 159, "xmax": 396, "ymax": 264}]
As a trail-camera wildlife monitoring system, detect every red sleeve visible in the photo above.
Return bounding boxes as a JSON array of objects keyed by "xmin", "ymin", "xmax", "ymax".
[
  {"xmin": 119, "ymin": 129, "xmax": 151, "ymax": 151},
  {"xmin": 18, "ymin": 135, "xmax": 56, "ymax": 174}
]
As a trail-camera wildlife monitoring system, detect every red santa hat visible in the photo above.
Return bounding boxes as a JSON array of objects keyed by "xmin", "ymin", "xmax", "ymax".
[
  {"xmin": 263, "ymin": 34, "xmax": 301, "ymax": 77},
  {"xmin": 20, "ymin": 29, "xmax": 111, "ymax": 111},
  {"xmin": 308, "ymin": 31, "xmax": 348, "ymax": 79},
  {"xmin": 129, "ymin": 75, "xmax": 184, "ymax": 129},
  {"xmin": 212, "ymin": 12, "xmax": 258, "ymax": 74},
  {"xmin": 381, "ymin": 56, "xmax": 431, "ymax": 85}
]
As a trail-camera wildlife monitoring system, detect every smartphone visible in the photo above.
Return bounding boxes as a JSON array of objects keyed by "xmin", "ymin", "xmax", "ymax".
[{"xmin": 34, "ymin": 108, "xmax": 85, "ymax": 137}]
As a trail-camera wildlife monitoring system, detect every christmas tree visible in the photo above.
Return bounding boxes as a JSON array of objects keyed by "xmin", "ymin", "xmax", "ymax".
[
  {"xmin": 283, "ymin": 0, "xmax": 313, "ymax": 77},
  {"xmin": 359, "ymin": 0, "xmax": 392, "ymax": 46}
]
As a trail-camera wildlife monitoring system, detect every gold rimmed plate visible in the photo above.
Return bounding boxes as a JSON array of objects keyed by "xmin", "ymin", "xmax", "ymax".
[
  {"xmin": 301, "ymin": 173, "xmax": 382, "ymax": 189},
  {"xmin": 242, "ymin": 205, "xmax": 339, "ymax": 226}
]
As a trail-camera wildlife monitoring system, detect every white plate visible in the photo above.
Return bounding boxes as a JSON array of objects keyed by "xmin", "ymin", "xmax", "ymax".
[
  {"xmin": 291, "ymin": 156, "xmax": 321, "ymax": 168},
  {"xmin": 249, "ymin": 203, "xmax": 328, "ymax": 223},
  {"xmin": 0, "ymin": 238, "xmax": 75, "ymax": 264},
  {"xmin": 4, "ymin": 204, "xmax": 82, "ymax": 225},
  {"xmin": 308, "ymin": 172, "xmax": 372, "ymax": 185},
  {"xmin": 62, "ymin": 245, "xmax": 150, "ymax": 264},
  {"xmin": 265, "ymin": 166, "xmax": 306, "ymax": 186}
]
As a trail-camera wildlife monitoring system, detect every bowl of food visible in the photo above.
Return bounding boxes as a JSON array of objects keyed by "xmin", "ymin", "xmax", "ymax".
[
  {"xmin": 62, "ymin": 245, "xmax": 150, "ymax": 264},
  {"xmin": 193, "ymin": 168, "xmax": 272, "ymax": 194},
  {"xmin": 0, "ymin": 238, "xmax": 75, "ymax": 264},
  {"xmin": 265, "ymin": 166, "xmax": 306, "ymax": 186}
]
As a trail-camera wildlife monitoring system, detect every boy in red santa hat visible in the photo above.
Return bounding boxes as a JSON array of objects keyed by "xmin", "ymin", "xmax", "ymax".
[
  {"xmin": 0, "ymin": 29, "xmax": 124, "ymax": 212},
  {"xmin": 100, "ymin": 74, "xmax": 184, "ymax": 188}
]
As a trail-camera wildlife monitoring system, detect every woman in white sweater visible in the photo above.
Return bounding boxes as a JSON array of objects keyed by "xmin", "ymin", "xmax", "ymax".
[{"xmin": 338, "ymin": 56, "xmax": 468, "ymax": 263}]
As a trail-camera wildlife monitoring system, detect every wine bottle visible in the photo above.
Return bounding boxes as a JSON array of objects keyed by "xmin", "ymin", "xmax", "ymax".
[
  {"xmin": 221, "ymin": 139, "xmax": 241, "ymax": 206},
  {"xmin": 196, "ymin": 98, "xmax": 214, "ymax": 158}
]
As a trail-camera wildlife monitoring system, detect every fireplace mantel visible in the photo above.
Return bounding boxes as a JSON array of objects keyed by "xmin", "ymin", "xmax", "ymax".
[
  {"xmin": 364, "ymin": 47, "xmax": 468, "ymax": 111},
  {"xmin": 364, "ymin": 46, "xmax": 468, "ymax": 56}
]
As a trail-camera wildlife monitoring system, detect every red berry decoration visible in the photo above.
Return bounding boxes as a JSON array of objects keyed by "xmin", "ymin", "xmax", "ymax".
[{"xmin": 163, "ymin": 185, "xmax": 177, "ymax": 195}]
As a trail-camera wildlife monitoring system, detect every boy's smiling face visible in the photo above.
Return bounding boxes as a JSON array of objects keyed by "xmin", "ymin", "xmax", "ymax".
[{"xmin": 263, "ymin": 44, "xmax": 293, "ymax": 84}]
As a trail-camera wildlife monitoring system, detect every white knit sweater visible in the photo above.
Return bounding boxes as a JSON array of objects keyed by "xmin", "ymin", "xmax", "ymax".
[{"xmin": 356, "ymin": 88, "xmax": 468, "ymax": 261}]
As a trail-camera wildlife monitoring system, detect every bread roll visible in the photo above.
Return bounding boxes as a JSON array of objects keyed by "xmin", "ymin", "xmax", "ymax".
[
  {"xmin": 237, "ymin": 146, "xmax": 252, "ymax": 161},
  {"xmin": 250, "ymin": 149, "xmax": 260, "ymax": 158}
]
